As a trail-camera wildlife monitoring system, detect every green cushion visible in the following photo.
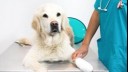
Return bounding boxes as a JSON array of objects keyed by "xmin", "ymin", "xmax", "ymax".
[{"xmin": 68, "ymin": 17, "xmax": 86, "ymax": 44}]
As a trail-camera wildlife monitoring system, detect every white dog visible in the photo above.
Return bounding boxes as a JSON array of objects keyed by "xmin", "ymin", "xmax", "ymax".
[{"xmin": 23, "ymin": 4, "xmax": 75, "ymax": 72}]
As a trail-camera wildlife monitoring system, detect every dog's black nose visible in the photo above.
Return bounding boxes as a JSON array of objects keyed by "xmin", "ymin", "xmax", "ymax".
[
  {"xmin": 50, "ymin": 21, "xmax": 59, "ymax": 32},
  {"xmin": 50, "ymin": 21, "xmax": 58, "ymax": 26}
]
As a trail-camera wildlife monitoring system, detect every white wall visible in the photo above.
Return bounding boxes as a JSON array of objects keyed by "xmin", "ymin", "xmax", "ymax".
[{"xmin": 0, "ymin": 0, "xmax": 100, "ymax": 54}]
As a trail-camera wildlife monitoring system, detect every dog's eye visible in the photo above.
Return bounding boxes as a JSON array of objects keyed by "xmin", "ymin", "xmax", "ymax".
[
  {"xmin": 57, "ymin": 12, "xmax": 61, "ymax": 17},
  {"xmin": 43, "ymin": 14, "xmax": 48, "ymax": 18}
]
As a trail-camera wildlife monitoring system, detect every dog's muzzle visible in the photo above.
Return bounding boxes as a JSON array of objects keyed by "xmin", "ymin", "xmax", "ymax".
[{"xmin": 50, "ymin": 21, "xmax": 59, "ymax": 33}]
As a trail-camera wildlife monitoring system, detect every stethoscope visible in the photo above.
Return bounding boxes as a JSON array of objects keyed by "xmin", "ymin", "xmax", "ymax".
[{"xmin": 98, "ymin": 0, "xmax": 124, "ymax": 12}]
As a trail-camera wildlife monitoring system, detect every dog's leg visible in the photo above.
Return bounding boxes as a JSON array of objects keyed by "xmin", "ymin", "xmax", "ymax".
[
  {"xmin": 66, "ymin": 46, "xmax": 75, "ymax": 63},
  {"xmin": 23, "ymin": 48, "xmax": 47, "ymax": 72},
  {"xmin": 68, "ymin": 47, "xmax": 93, "ymax": 72},
  {"xmin": 16, "ymin": 38, "xmax": 32, "ymax": 47}
]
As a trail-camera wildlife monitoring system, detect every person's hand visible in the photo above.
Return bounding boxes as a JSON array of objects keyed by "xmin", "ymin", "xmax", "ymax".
[{"xmin": 72, "ymin": 45, "xmax": 89, "ymax": 61}]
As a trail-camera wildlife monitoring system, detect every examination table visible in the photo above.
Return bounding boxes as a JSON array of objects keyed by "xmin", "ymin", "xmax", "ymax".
[{"xmin": 0, "ymin": 43, "xmax": 108, "ymax": 72}]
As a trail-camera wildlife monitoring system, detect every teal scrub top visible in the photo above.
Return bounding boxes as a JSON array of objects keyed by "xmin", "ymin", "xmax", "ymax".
[{"xmin": 94, "ymin": 0, "xmax": 127, "ymax": 72}]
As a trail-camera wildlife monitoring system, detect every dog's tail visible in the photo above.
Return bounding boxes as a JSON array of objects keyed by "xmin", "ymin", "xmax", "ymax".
[{"xmin": 15, "ymin": 38, "xmax": 32, "ymax": 47}]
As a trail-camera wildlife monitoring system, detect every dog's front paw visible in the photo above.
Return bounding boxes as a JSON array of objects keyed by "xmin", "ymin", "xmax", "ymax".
[{"xmin": 35, "ymin": 68, "xmax": 48, "ymax": 72}]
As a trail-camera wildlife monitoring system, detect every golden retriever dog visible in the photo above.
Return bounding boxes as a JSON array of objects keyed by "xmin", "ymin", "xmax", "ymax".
[{"xmin": 23, "ymin": 4, "xmax": 75, "ymax": 72}]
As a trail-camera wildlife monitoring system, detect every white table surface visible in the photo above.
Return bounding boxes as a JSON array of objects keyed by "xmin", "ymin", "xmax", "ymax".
[{"xmin": 0, "ymin": 43, "xmax": 108, "ymax": 72}]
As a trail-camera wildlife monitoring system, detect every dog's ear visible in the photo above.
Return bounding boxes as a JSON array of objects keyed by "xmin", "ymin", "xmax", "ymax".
[
  {"xmin": 61, "ymin": 14, "xmax": 69, "ymax": 31},
  {"xmin": 32, "ymin": 15, "xmax": 41, "ymax": 33},
  {"xmin": 62, "ymin": 14, "xmax": 74, "ymax": 46},
  {"xmin": 65, "ymin": 27, "xmax": 74, "ymax": 47}
]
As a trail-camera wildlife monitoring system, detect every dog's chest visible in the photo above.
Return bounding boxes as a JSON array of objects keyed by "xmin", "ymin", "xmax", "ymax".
[
  {"xmin": 38, "ymin": 32, "xmax": 73, "ymax": 61},
  {"xmin": 40, "ymin": 44, "xmax": 72, "ymax": 62}
]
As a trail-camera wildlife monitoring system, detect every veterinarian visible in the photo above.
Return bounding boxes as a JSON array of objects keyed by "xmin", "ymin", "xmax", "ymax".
[{"xmin": 72, "ymin": 0, "xmax": 127, "ymax": 72}]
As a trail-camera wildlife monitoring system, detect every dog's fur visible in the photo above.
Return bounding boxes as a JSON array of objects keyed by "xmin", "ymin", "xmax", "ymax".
[{"xmin": 23, "ymin": 4, "xmax": 75, "ymax": 72}]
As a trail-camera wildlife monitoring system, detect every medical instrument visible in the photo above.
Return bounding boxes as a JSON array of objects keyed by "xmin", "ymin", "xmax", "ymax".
[
  {"xmin": 117, "ymin": 0, "xmax": 124, "ymax": 8},
  {"xmin": 98, "ymin": 0, "xmax": 111, "ymax": 11},
  {"xmin": 98, "ymin": 0, "xmax": 124, "ymax": 11}
]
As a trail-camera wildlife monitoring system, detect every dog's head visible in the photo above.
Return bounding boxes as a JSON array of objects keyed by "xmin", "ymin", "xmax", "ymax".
[{"xmin": 32, "ymin": 4, "xmax": 70, "ymax": 36}]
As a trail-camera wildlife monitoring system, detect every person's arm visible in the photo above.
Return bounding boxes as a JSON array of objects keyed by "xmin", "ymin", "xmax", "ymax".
[{"xmin": 72, "ymin": 10, "xmax": 99, "ymax": 61}]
